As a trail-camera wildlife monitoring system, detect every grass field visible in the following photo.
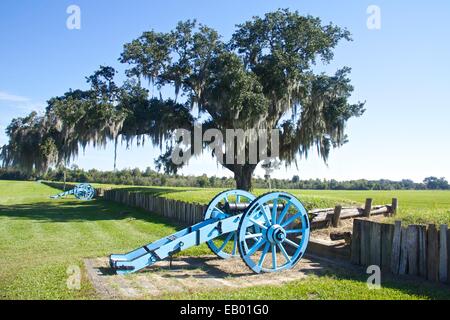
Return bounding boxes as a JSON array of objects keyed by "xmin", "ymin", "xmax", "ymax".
[
  {"xmin": 90, "ymin": 183, "xmax": 450, "ymax": 225},
  {"xmin": 1, "ymin": 180, "xmax": 449, "ymax": 300}
]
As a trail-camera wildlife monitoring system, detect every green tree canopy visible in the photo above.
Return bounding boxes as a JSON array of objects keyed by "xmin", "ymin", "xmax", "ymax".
[{"xmin": 1, "ymin": 9, "xmax": 365, "ymax": 190}]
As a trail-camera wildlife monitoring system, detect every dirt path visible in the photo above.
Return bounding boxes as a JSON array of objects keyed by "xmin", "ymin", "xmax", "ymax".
[{"xmin": 84, "ymin": 254, "xmax": 363, "ymax": 299}]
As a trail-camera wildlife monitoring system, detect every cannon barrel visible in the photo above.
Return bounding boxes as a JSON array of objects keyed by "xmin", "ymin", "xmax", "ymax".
[{"xmin": 223, "ymin": 202, "xmax": 285, "ymax": 211}]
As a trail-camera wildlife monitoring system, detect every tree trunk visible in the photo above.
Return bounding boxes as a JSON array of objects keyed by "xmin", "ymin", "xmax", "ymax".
[
  {"xmin": 114, "ymin": 136, "xmax": 118, "ymax": 171},
  {"xmin": 233, "ymin": 165, "xmax": 256, "ymax": 191},
  {"xmin": 63, "ymin": 167, "xmax": 67, "ymax": 191}
]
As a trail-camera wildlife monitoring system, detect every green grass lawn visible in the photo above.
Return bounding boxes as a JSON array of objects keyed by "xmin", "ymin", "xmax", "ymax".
[
  {"xmin": 1, "ymin": 180, "xmax": 449, "ymax": 300},
  {"xmin": 0, "ymin": 180, "xmax": 211, "ymax": 299}
]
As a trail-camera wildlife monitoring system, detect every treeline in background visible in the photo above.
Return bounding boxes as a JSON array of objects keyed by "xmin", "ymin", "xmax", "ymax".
[{"xmin": 0, "ymin": 166, "xmax": 449, "ymax": 190}]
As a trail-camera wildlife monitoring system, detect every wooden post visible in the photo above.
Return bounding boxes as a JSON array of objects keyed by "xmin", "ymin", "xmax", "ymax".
[
  {"xmin": 427, "ymin": 224, "xmax": 439, "ymax": 282},
  {"xmin": 351, "ymin": 219, "xmax": 362, "ymax": 265},
  {"xmin": 332, "ymin": 205, "xmax": 342, "ymax": 228},
  {"xmin": 381, "ymin": 223, "xmax": 394, "ymax": 271},
  {"xmin": 439, "ymin": 224, "xmax": 448, "ymax": 283},
  {"xmin": 406, "ymin": 225, "xmax": 419, "ymax": 276},
  {"xmin": 363, "ymin": 198, "xmax": 373, "ymax": 218},
  {"xmin": 369, "ymin": 222, "xmax": 381, "ymax": 266},
  {"xmin": 360, "ymin": 220, "xmax": 371, "ymax": 265},
  {"xmin": 418, "ymin": 225, "xmax": 427, "ymax": 278},
  {"xmin": 390, "ymin": 221, "xmax": 402, "ymax": 274},
  {"xmin": 399, "ymin": 227, "xmax": 408, "ymax": 275},
  {"xmin": 391, "ymin": 198, "xmax": 398, "ymax": 216}
]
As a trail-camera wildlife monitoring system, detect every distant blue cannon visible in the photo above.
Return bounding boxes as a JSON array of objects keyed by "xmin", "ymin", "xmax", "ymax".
[
  {"xmin": 110, "ymin": 190, "xmax": 310, "ymax": 274},
  {"xmin": 50, "ymin": 183, "xmax": 96, "ymax": 201}
]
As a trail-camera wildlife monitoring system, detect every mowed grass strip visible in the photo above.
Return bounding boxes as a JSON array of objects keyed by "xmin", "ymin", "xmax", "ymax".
[{"xmin": 0, "ymin": 180, "xmax": 449, "ymax": 299}]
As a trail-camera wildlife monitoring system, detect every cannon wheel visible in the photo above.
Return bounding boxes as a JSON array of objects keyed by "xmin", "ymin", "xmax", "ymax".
[
  {"xmin": 204, "ymin": 189, "xmax": 255, "ymax": 259},
  {"xmin": 238, "ymin": 192, "xmax": 310, "ymax": 273},
  {"xmin": 73, "ymin": 183, "xmax": 96, "ymax": 201}
]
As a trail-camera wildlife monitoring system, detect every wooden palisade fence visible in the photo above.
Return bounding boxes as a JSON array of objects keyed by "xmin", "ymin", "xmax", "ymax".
[
  {"xmin": 351, "ymin": 218, "xmax": 450, "ymax": 284},
  {"xmin": 102, "ymin": 188, "xmax": 208, "ymax": 225}
]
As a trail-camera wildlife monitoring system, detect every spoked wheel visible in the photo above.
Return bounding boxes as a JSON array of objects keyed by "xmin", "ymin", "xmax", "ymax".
[
  {"xmin": 73, "ymin": 183, "xmax": 96, "ymax": 201},
  {"xmin": 204, "ymin": 189, "xmax": 256, "ymax": 259},
  {"xmin": 238, "ymin": 192, "xmax": 310, "ymax": 273}
]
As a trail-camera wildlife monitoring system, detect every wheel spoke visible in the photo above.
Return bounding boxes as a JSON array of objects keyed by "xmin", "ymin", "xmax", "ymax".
[
  {"xmin": 243, "ymin": 238, "xmax": 249, "ymax": 252},
  {"xmin": 214, "ymin": 206, "xmax": 225, "ymax": 214},
  {"xmin": 277, "ymin": 201, "xmax": 291, "ymax": 224},
  {"xmin": 211, "ymin": 208, "xmax": 230, "ymax": 219},
  {"xmin": 285, "ymin": 229, "xmax": 303, "ymax": 234},
  {"xmin": 218, "ymin": 232, "xmax": 234, "ymax": 252},
  {"xmin": 271, "ymin": 199, "xmax": 278, "ymax": 224},
  {"xmin": 246, "ymin": 238, "xmax": 266, "ymax": 256},
  {"xmin": 281, "ymin": 212, "xmax": 301, "ymax": 228},
  {"xmin": 277, "ymin": 243, "xmax": 291, "ymax": 262},
  {"xmin": 271, "ymin": 245, "xmax": 277, "ymax": 269},
  {"xmin": 250, "ymin": 218, "xmax": 268, "ymax": 230},
  {"xmin": 259, "ymin": 205, "xmax": 271, "ymax": 225},
  {"xmin": 245, "ymin": 233, "xmax": 263, "ymax": 240},
  {"xmin": 211, "ymin": 207, "xmax": 229, "ymax": 219},
  {"xmin": 284, "ymin": 238, "xmax": 299, "ymax": 249},
  {"xmin": 232, "ymin": 232, "xmax": 237, "ymax": 255},
  {"xmin": 258, "ymin": 242, "xmax": 271, "ymax": 268}
]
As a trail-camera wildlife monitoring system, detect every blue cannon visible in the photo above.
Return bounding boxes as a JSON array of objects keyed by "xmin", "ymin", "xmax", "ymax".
[
  {"xmin": 110, "ymin": 190, "xmax": 310, "ymax": 274},
  {"xmin": 50, "ymin": 183, "xmax": 96, "ymax": 201}
]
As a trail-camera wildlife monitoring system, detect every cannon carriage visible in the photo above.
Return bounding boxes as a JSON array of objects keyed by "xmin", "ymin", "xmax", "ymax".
[
  {"xmin": 110, "ymin": 190, "xmax": 310, "ymax": 274},
  {"xmin": 50, "ymin": 183, "xmax": 96, "ymax": 201}
]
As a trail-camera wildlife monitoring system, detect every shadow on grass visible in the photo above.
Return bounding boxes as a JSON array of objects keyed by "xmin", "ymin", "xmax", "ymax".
[{"xmin": 0, "ymin": 198, "xmax": 184, "ymax": 227}]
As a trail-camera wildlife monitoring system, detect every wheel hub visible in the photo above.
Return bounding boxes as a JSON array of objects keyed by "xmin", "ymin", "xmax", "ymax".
[{"xmin": 267, "ymin": 224, "xmax": 286, "ymax": 244}]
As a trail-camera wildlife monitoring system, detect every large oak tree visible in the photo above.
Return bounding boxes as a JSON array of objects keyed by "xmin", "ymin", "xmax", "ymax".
[{"xmin": 1, "ymin": 9, "xmax": 364, "ymax": 190}]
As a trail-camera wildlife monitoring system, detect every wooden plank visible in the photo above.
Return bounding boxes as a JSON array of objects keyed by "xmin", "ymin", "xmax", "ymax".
[
  {"xmin": 439, "ymin": 224, "xmax": 448, "ymax": 283},
  {"xmin": 381, "ymin": 223, "xmax": 394, "ymax": 271},
  {"xmin": 390, "ymin": 221, "xmax": 402, "ymax": 275},
  {"xmin": 196, "ymin": 205, "xmax": 200, "ymax": 222},
  {"xmin": 195, "ymin": 205, "xmax": 201, "ymax": 224},
  {"xmin": 360, "ymin": 220, "xmax": 371, "ymax": 266},
  {"xmin": 181, "ymin": 202, "xmax": 186, "ymax": 222},
  {"xmin": 368, "ymin": 207, "xmax": 390, "ymax": 216},
  {"xmin": 311, "ymin": 206, "xmax": 389, "ymax": 223},
  {"xmin": 399, "ymin": 227, "xmax": 408, "ymax": 275},
  {"xmin": 369, "ymin": 222, "xmax": 381, "ymax": 266},
  {"xmin": 363, "ymin": 198, "xmax": 373, "ymax": 217},
  {"xmin": 198, "ymin": 205, "xmax": 203, "ymax": 223},
  {"xmin": 351, "ymin": 219, "xmax": 362, "ymax": 265},
  {"xmin": 188, "ymin": 203, "xmax": 193, "ymax": 225},
  {"xmin": 332, "ymin": 205, "xmax": 342, "ymax": 228},
  {"xmin": 418, "ymin": 225, "xmax": 427, "ymax": 278},
  {"xmin": 427, "ymin": 224, "xmax": 439, "ymax": 282},
  {"xmin": 406, "ymin": 225, "xmax": 419, "ymax": 276}
]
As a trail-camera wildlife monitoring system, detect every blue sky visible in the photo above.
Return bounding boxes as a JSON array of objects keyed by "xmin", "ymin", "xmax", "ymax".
[{"xmin": 0, "ymin": 0, "xmax": 449, "ymax": 182}]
